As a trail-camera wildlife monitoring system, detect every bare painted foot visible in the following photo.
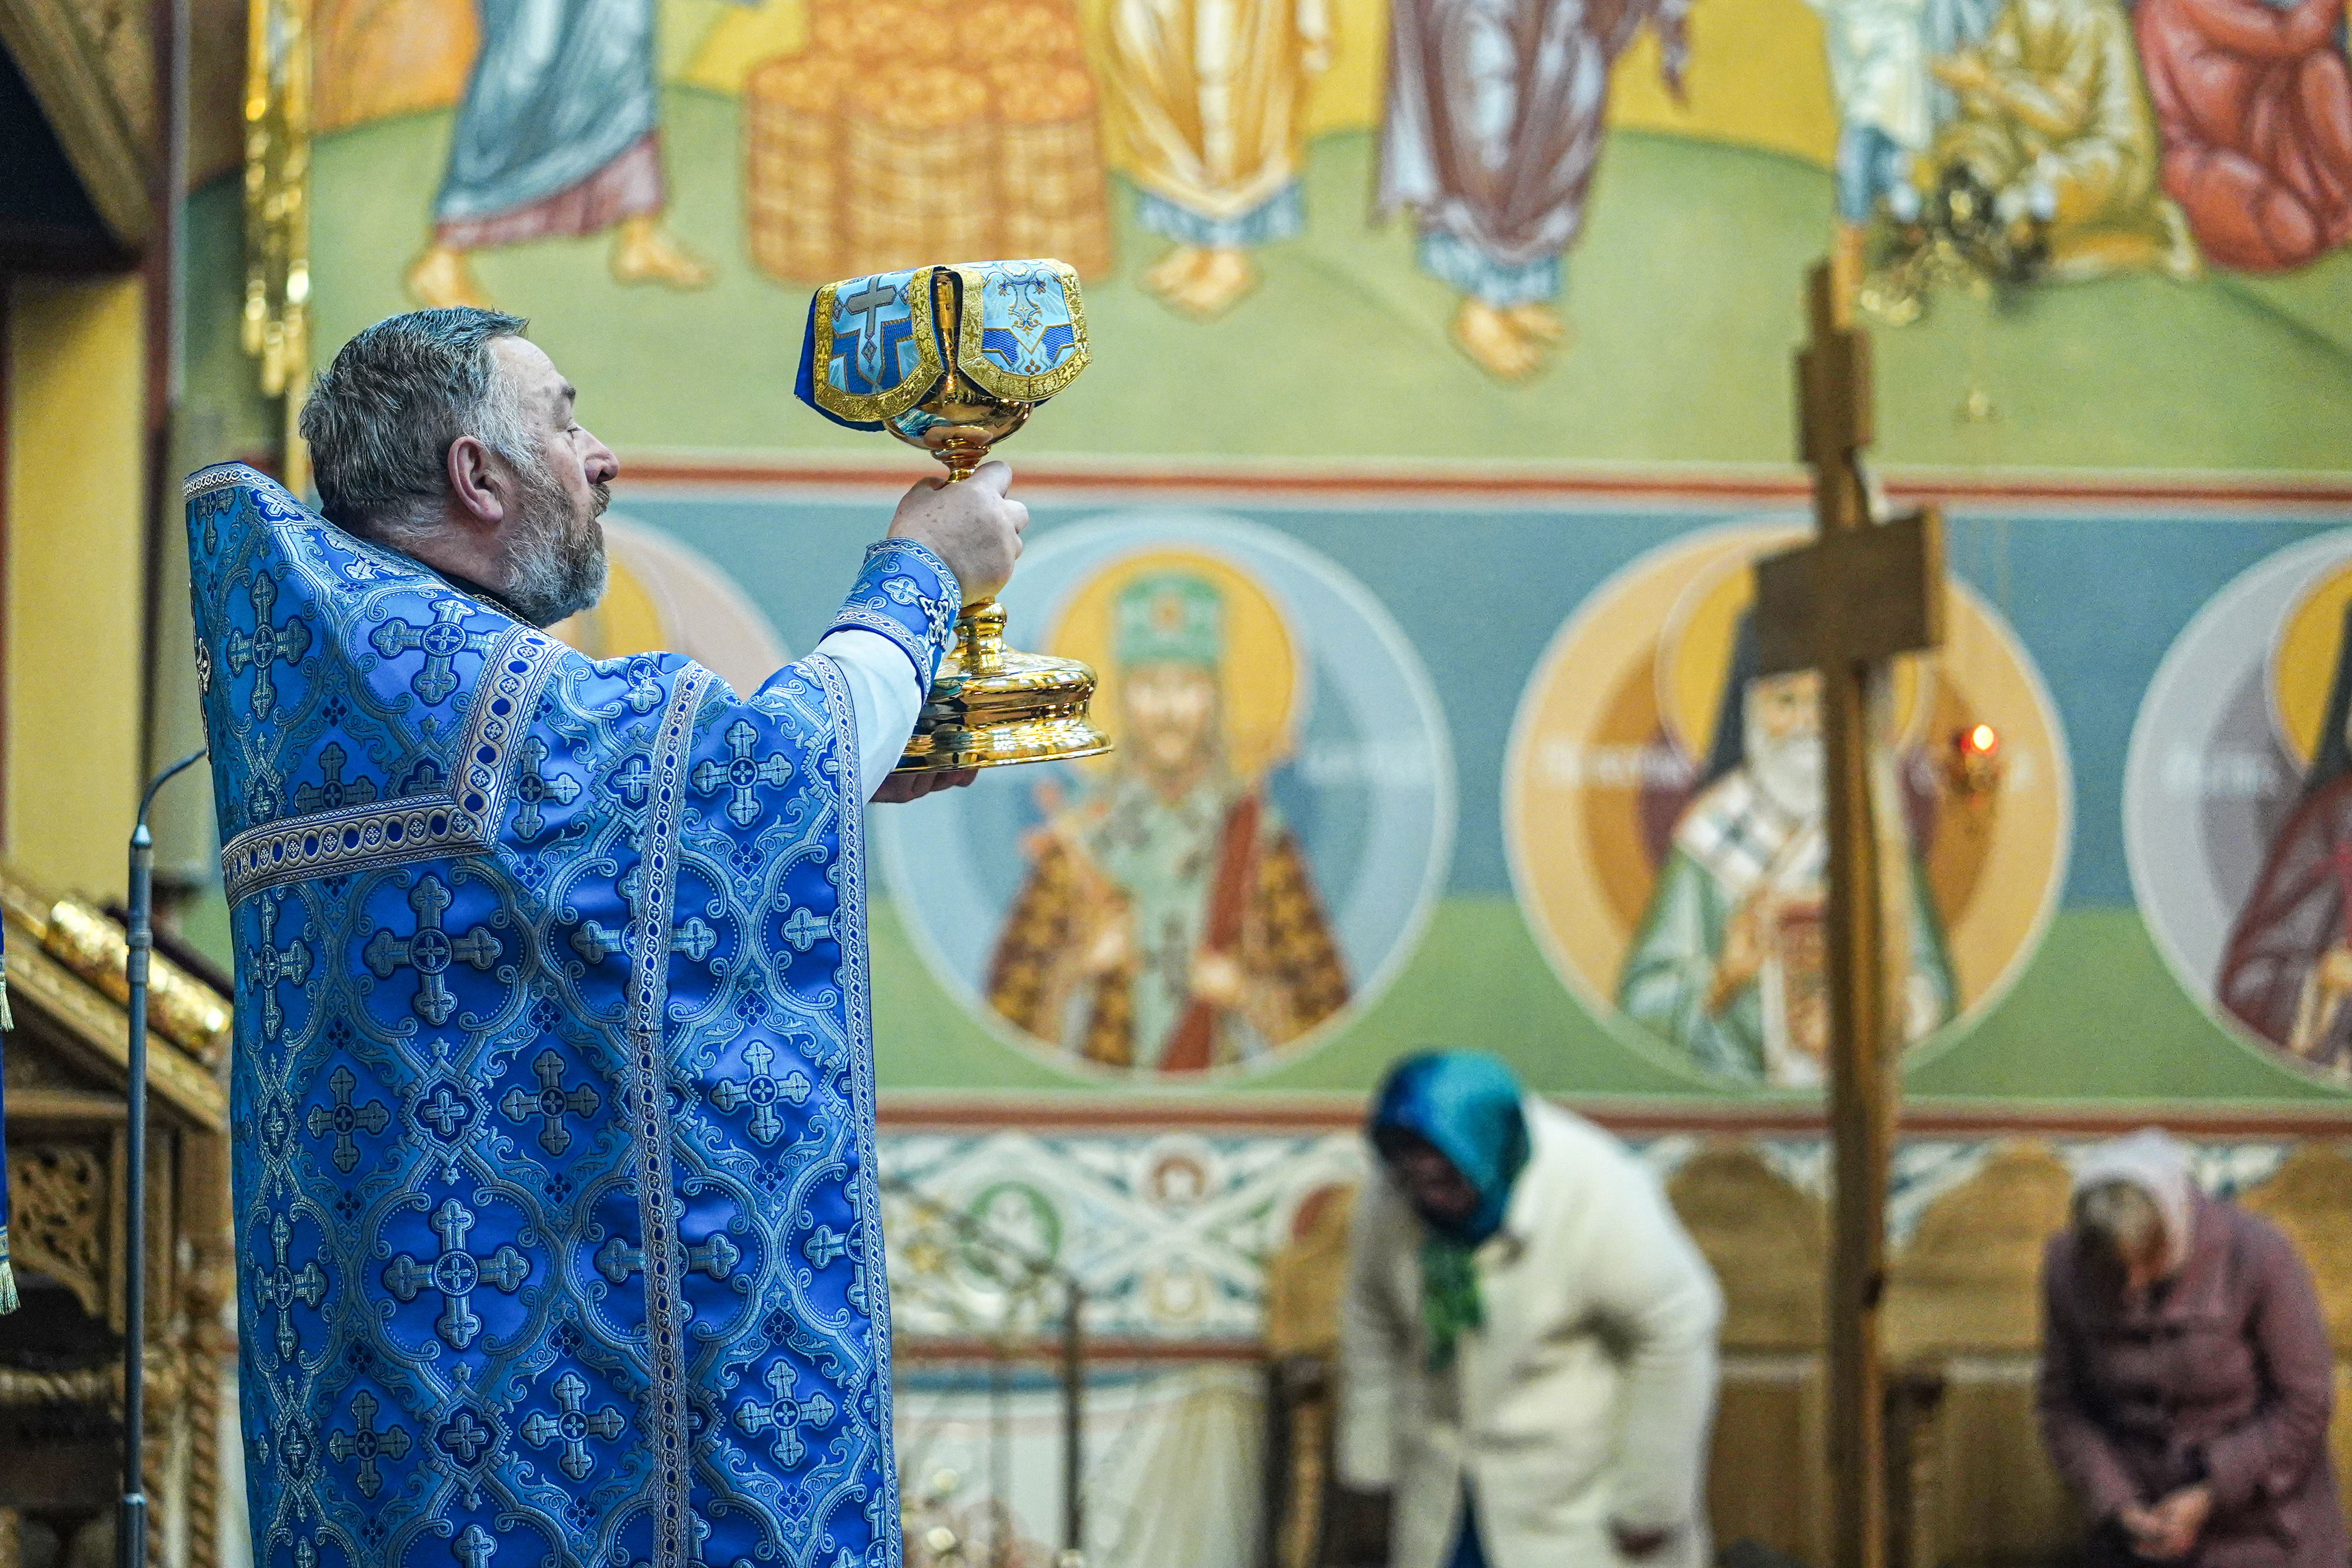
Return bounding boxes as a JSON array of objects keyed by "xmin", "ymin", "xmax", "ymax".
[
  {"xmin": 1174, "ymin": 246, "xmax": 1256, "ymax": 318},
  {"xmin": 406, "ymin": 245, "xmax": 490, "ymax": 309},
  {"xmin": 611, "ymin": 216, "xmax": 714, "ymax": 289},
  {"xmin": 1452, "ymin": 299, "xmax": 1545, "ymax": 382},
  {"xmin": 1506, "ymin": 302, "xmax": 1571, "ymax": 346},
  {"xmin": 1144, "ymin": 244, "xmax": 1209, "ymax": 303}
]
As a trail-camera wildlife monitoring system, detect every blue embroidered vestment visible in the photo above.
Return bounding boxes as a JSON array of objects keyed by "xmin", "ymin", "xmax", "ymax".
[{"xmin": 186, "ymin": 466, "xmax": 958, "ymax": 1568}]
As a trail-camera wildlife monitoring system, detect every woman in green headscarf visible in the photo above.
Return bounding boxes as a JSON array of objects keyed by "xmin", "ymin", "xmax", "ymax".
[{"xmin": 1337, "ymin": 1052, "xmax": 1724, "ymax": 1568}]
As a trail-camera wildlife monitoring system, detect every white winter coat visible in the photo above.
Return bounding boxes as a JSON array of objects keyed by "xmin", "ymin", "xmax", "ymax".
[{"xmin": 1337, "ymin": 1099, "xmax": 1723, "ymax": 1568}]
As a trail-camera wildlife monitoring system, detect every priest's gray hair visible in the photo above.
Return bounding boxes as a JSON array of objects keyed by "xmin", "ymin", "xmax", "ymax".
[{"xmin": 299, "ymin": 307, "xmax": 536, "ymax": 545}]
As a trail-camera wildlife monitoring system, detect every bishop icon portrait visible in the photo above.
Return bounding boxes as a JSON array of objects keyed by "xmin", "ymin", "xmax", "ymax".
[{"xmin": 875, "ymin": 514, "xmax": 1455, "ymax": 1081}]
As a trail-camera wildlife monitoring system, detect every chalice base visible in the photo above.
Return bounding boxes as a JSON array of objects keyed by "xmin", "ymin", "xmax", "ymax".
[{"xmin": 890, "ymin": 599, "xmax": 1112, "ymax": 775}]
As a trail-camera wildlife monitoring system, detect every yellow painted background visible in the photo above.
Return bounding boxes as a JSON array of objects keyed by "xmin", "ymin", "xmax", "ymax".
[
  {"xmin": 322, "ymin": 0, "xmax": 1840, "ymax": 166},
  {"xmin": 4, "ymin": 276, "xmax": 151, "ymax": 902}
]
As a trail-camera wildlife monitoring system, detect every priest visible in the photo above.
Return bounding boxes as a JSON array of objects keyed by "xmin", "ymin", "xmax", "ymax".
[{"xmin": 187, "ymin": 306, "xmax": 1022, "ymax": 1568}]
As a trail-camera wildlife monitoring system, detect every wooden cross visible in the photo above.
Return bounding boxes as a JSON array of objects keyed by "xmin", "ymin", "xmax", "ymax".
[{"xmin": 1751, "ymin": 265, "xmax": 1945, "ymax": 1568}]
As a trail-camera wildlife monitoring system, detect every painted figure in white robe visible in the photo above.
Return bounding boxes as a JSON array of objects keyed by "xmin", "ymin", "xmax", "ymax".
[
  {"xmin": 1616, "ymin": 621, "xmax": 1955, "ymax": 1086},
  {"xmin": 1110, "ymin": 0, "xmax": 1331, "ymax": 318},
  {"xmin": 1377, "ymin": 0, "xmax": 1689, "ymax": 381},
  {"xmin": 406, "ymin": 0, "xmax": 714, "ymax": 308},
  {"xmin": 1809, "ymin": 0, "xmax": 2000, "ymax": 299}
]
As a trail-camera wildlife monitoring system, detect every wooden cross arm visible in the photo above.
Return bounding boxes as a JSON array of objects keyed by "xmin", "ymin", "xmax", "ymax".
[{"xmin": 1753, "ymin": 509, "xmax": 1947, "ymax": 677}]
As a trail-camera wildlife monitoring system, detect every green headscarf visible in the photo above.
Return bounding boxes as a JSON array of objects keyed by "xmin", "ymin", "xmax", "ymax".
[{"xmin": 1369, "ymin": 1051, "xmax": 1532, "ymax": 1370}]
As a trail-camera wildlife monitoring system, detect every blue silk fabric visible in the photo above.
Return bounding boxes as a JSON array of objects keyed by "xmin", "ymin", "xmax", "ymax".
[
  {"xmin": 185, "ymin": 464, "xmax": 959, "ymax": 1568},
  {"xmin": 794, "ymin": 260, "xmax": 1089, "ymax": 433},
  {"xmin": 1368, "ymin": 1052, "xmax": 1532, "ymax": 1248}
]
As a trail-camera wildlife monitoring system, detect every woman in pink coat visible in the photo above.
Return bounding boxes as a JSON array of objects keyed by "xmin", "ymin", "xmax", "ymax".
[{"xmin": 2039, "ymin": 1131, "xmax": 2345, "ymax": 1568}]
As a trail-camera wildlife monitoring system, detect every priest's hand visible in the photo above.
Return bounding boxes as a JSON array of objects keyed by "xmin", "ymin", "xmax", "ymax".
[
  {"xmin": 871, "ymin": 768, "xmax": 978, "ymax": 804},
  {"xmin": 888, "ymin": 460, "xmax": 1029, "ymax": 603}
]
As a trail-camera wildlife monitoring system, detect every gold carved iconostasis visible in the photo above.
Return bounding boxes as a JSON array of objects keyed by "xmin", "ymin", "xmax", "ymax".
[{"xmin": 119, "ymin": 0, "xmax": 2352, "ymax": 1557}]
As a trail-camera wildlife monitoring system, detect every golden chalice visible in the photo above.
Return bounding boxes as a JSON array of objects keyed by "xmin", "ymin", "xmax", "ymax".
[{"xmin": 799, "ymin": 259, "xmax": 1110, "ymax": 775}]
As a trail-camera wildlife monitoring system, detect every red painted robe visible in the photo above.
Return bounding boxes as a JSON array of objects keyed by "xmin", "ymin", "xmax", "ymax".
[
  {"xmin": 2216, "ymin": 773, "xmax": 2352, "ymax": 1069},
  {"xmin": 2135, "ymin": 0, "xmax": 2352, "ymax": 270}
]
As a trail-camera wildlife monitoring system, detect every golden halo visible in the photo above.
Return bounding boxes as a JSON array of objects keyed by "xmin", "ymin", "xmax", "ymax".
[
  {"xmin": 2269, "ymin": 559, "xmax": 2352, "ymax": 768},
  {"xmin": 1040, "ymin": 547, "xmax": 1302, "ymax": 781},
  {"xmin": 1656, "ymin": 530, "xmax": 1932, "ymax": 763},
  {"xmin": 1506, "ymin": 520, "xmax": 2070, "ymax": 1079}
]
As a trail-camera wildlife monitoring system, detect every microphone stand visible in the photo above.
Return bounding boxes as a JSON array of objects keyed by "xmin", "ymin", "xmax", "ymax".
[{"xmin": 121, "ymin": 747, "xmax": 207, "ymax": 1568}]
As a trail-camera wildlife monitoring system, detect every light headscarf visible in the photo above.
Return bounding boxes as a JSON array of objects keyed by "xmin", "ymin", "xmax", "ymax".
[
  {"xmin": 2071, "ymin": 1128, "xmax": 2199, "ymax": 1277},
  {"xmin": 1369, "ymin": 1052, "xmax": 1532, "ymax": 1369}
]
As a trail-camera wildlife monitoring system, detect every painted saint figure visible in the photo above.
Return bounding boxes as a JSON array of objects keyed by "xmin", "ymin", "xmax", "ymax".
[
  {"xmin": 2134, "ymin": 0, "xmax": 2352, "ymax": 272},
  {"xmin": 1109, "ymin": 0, "xmax": 1330, "ymax": 318},
  {"xmin": 1808, "ymin": 0, "xmax": 1999, "ymax": 297},
  {"xmin": 2218, "ymin": 599, "xmax": 2352, "ymax": 1072},
  {"xmin": 1617, "ymin": 620, "xmax": 1955, "ymax": 1085},
  {"xmin": 1377, "ymin": 0, "xmax": 1689, "ymax": 381},
  {"xmin": 406, "ymin": 0, "xmax": 715, "ymax": 307},
  {"xmin": 1928, "ymin": 0, "xmax": 2202, "ymax": 278},
  {"xmin": 987, "ymin": 571, "xmax": 1349, "ymax": 1071}
]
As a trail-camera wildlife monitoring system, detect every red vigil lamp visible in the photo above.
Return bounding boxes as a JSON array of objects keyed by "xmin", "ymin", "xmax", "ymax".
[{"xmin": 1947, "ymin": 722, "xmax": 2002, "ymax": 797}]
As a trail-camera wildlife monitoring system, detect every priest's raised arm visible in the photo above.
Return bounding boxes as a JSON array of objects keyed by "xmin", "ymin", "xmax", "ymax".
[{"xmin": 185, "ymin": 308, "xmax": 1025, "ymax": 1568}]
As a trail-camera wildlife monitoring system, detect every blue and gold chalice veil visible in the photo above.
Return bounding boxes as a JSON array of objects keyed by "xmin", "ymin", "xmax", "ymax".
[{"xmin": 797, "ymin": 258, "xmax": 1111, "ymax": 775}]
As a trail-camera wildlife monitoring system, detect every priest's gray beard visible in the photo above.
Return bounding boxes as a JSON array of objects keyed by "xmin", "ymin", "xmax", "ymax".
[
  {"xmin": 503, "ymin": 457, "xmax": 610, "ymax": 627},
  {"xmin": 1748, "ymin": 719, "xmax": 1825, "ymax": 825}
]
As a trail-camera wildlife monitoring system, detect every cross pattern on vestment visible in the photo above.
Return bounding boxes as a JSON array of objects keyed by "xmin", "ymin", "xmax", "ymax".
[
  {"xmin": 454, "ymin": 1523, "xmax": 497, "ymax": 1568},
  {"xmin": 363, "ymin": 874, "xmax": 503, "ymax": 1027},
  {"xmin": 435, "ymin": 1409, "xmax": 495, "ymax": 1467},
  {"xmin": 613, "ymin": 753, "xmax": 653, "ymax": 807},
  {"xmin": 293, "ymin": 741, "xmax": 380, "ymax": 814},
  {"xmin": 252, "ymin": 891, "xmax": 313, "ymax": 1041},
  {"xmin": 621, "ymin": 660, "xmax": 666, "ymax": 715},
  {"xmin": 592, "ymin": 1230, "xmax": 740, "ymax": 1286},
  {"xmin": 307, "ymin": 1064, "xmax": 391, "ymax": 1175},
  {"xmin": 511, "ymin": 736, "xmax": 581, "ymax": 840},
  {"xmin": 369, "ymin": 601, "xmax": 497, "ymax": 706},
  {"xmin": 258, "ymin": 1211, "xmax": 329, "ymax": 1365},
  {"xmin": 707, "ymin": 1040, "xmax": 811, "ymax": 1146},
  {"xmin": 522, "ymin": 1370, "xmax": 627, "ymax": 1482},
  {"xmin": 594, "ymin": 1235, "xmax": 644, "ymax": 1285},
  {"xmin": 226, "ymin": 571, "xmax": 312, "ymax": 721},
  {"xmin": 327, "ymin": 1389, "xmax": 412, "ymax": 1499},
  {"xmin": 693, "ymin": 719, "xmax": 793, "ymax": 828},
  {"xmin": 1749, "ymin": 264, "xmax": 1945, "ymax": 1568},
  {"xmin": 416, "ymin": 1082, "xmax": 476, "ymax": 1140},
  {"xmin": 840, "ymin": 276, "xmax": 904, "ymax": 383},
  {"xmin": 731, "ymin": 1359, "xmax": 837, "ymax": 1467},
  {"xmin": 383, "ymin": 1196, "xmax": 530, "ymax": 1352},
  {"xmin": 780, "ymin": 905, "xmax": 832, "ymax": 951},
  {"xmin": 568, "ymin": 913, "xmax": 716, "ymax": 968},
  {"xmin": 803, "ymin": 1224, "xmax": 851, "ymax": 1269},
  {"xmin": 881, "ymin": 572, "xmax": 960, "ymax": 646},
  {"xmin": 500, "ymin": 1048, "xmax": 601, "ymax": 1157}
]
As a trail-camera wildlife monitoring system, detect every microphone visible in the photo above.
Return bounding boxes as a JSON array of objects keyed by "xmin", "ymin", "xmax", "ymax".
[{"xmin": 121, "ymin": 746, "xmax": 206, "ymax": 1568}]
